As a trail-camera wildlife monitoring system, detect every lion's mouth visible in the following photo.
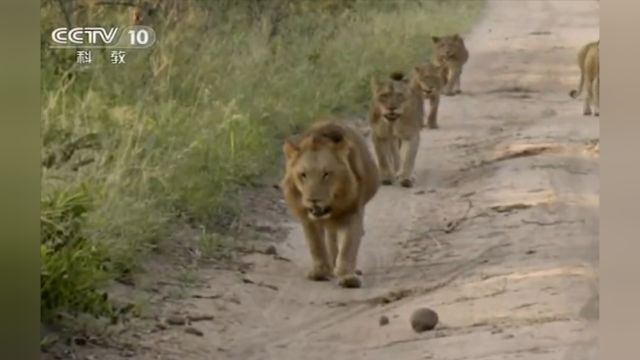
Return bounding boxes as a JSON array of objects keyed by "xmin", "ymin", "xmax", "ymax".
[
  {"xmin": 422, "ymin": 90, "xmax": 433, "ymax": 97},
  {"xmin": 384, "ymin": 113, "xmax": 401, "ymax": 121},
  {"xmin": 308, "ymin": 206, "xmax": 331, "ymax": 218}
]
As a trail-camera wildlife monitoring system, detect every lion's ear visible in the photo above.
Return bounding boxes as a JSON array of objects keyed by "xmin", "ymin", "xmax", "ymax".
[
  {"xmin": 321, "ymin": 128, "xmax": 345, "ymax": 144},
  {"xmin": 431, "ymin": 36, "xmax": 440, "ymax": 44},
  {"xmin": 282, "ymin": 137, "xmax": 300, "ymax": 159},
  {"xmin": 317, "ymin": 126, "xmax": 348, "ymax": 158}
]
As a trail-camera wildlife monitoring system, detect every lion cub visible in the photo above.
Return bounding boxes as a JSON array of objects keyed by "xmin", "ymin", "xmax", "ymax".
[
  {"xmin": 369, "ymin": 72, "xmax": 423, "ymax": 188},
  {"xmin": 432, "ymin": 34, "xmax": 469, "ymax": 96},
  {"xmin": 413, "ymin": 63, "xmax": 445, "ymax": 129},
  {"xmin": 281, "ymin": 120, "xmax": 380, "ymax": 288},
  {"xmin": 569, "ymin": 40, "xmax": 599, "ymax": 116}
]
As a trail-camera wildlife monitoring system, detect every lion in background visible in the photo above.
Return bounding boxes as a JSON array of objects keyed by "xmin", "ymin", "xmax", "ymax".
[
  {"xmin": 280, "ymin": 120, "xmax": 380, "ymax": 288},
  {"xmin": 432, "ymin": 33, "xmax": 469, "ymax": 96},
  {"xmin": 369, "ymin": 71, "xmax": 424, "ymax": 188},
  {"xmin": 413, "ymin": 63, "xmax": 446, "ymax": 129},
  {"xmin": 569, "ymin": 40, "xmax": 599, "ymax": 116}
]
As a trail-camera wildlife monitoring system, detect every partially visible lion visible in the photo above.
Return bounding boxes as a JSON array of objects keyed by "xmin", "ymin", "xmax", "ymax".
[
  {"xmin": 569, "ymin": 40, "xmax": 599, "ymax": 116},
  {"xmin": 280, "ymin": 119, "xmax": 380, "ymax": 288},
  {"xmin": 413, "ymin": 63, "xmax": 446, "ymax": 129},
  {"xmin": 432, "ymin": 34, "xmax": 469, "ymax": 96},
  {"xmin": 369, "ymin": 72, "xmax": 423, "ymax": 188}
]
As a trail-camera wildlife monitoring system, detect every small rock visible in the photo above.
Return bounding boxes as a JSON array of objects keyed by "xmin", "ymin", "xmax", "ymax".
[
  {"xmin": 265, "ymin": 245, "xmax": 278, "ymax": 255},
  {"xmin": 410, "ymin": 308, "xmax": 439, "ymax": 333},
  {"xmin": 155, "ymin": 322, "xmax": 168, "ymax": 331},
  {"xmin": 166, "ymin": 315, "xmax": 186, "ymax": 326},
  {"xmin": 379, "ymin": 315, "xmax": 390, "ymax": 326},
  {"xmin": 525, "ymin": 250, "xmax": 536, "ymax": 255},
  {"xmin": 121, "ymin": 349, "xmax": 136, "ymax": 358},
  {"xmin": 414, "ymin": 190, "xmax": 426, "ymax": 195},
  {"xmin": 185, "ymin": 326, "xmax": 204, "ymax": 337},
  {"xmin": 72, "ymin": 336, "xmax": 87, "ymax": 346},
  {"xmin": 188, "ymin": 314, "xmax": 214, "ymax": 322}
]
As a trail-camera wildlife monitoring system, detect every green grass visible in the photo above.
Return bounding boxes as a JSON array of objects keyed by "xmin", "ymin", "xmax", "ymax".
[{"xmin": 40, "ymin": 0, "xmax": 485, "ymax": 320}]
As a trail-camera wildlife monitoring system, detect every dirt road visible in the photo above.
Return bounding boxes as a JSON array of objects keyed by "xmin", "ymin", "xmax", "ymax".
[{"xmin": 77, "ymin": 1, "xmax": 599, "ymax": 359}]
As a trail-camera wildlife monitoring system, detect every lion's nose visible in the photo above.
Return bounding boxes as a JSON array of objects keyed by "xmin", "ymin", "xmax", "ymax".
[{"xmin": 388, "ymin": 106, "xmax": 397, "ymax": 112}]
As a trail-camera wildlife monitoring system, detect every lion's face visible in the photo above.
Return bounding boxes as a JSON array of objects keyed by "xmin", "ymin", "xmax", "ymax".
[
  {"xmin": 371, "ymin": 73, "xmax": 413, "ymax": 122},
  {"xmin": 414, "ymin": 65, "xmax": 444, "ymax": 98},
  {"xmin": 432, "ymin": 34, "xmax": 464, "ymax": 62},
  {"xmin": 283, "ymin": 132, "xmax": 354, "ymax": 220}
]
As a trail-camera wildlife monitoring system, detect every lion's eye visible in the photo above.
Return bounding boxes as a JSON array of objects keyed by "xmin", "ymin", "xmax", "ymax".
[
  {"xmin": 300, "ymin": 172, "xmax": 306, "ymax": 180},
  {"xmin": 322, "ymin": 172, "xmax": 330, "ymax": 179}
]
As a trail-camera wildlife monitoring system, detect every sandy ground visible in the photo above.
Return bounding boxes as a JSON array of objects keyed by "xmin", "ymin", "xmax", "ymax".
[{"xmin": 55, "ymin": 1, "xmax": 600, "ymax": 359}]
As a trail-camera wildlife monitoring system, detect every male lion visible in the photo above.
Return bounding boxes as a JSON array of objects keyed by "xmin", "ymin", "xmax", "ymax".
[
  {"xmin": 369, "ymin": 72, "xmax": 423, "ymax": 188},
  {"xmin": 569, "ymin": 40, "xmax": 599, "ymax": 116},
  {"xmin": 413, "ymin": 63, "xmax": 445, "ymax": 129},
  {"xmin": 280, "ymin": 120, "xmax": 380, "ymax": 288},
  {"xmin": 432, "ymin": 34, "xmax": 469, "ymax": 96}
]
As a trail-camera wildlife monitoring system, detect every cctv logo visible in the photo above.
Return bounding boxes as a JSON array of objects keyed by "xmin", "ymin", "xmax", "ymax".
[{"xmin": 51, "ymin": 27, "xmax": 119, "ymax": 47}]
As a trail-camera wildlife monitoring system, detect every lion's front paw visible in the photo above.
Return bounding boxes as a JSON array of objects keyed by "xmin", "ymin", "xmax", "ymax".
[
  {"xmin": 337, "ymin": 274, "xmax": 362, "ymax": 289},
  {"xmin": 306, "ymin": 264, "xmax": 332, "ymax": 281},
  {"xmin": 399, "ymin": 178, "xmax": 414, "ymax": 188}
]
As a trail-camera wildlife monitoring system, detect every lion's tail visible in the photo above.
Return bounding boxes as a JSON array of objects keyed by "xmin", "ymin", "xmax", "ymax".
[
  {"xmin": 569, "ymin": 70, "xmax": 584, "ymax": 99},
  {"xmin": 569, "ymin": 48, "xmax": 587, "ymax": 99}
]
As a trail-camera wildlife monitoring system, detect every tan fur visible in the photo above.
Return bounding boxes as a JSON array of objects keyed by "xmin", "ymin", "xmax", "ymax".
[
  {"xmin": 432, "ymin": 34, "xmax": 469, "ymax": 96},
  {"xmin": 413, "ymin": 63, "xmax": 445, "ymax": 129},
  {"xmin": 280, "ymin": 120, "xmax": 380, "ymax": 288},
  {"xmin": 369, "ymin": 72, "xmax": 423, "ymax": 188},
  {"xmin": 569, "ymin": 40, "xmax": 599, "ymax": 116}
]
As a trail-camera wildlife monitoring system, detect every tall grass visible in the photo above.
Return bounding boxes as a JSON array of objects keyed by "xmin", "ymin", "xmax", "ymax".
[{"xmin": 40, "ymin": 0, "xmax": 484, "ymax": 320}]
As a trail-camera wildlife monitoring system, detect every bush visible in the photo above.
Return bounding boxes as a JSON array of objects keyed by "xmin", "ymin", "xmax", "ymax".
[{"xmin": 40, "ymin": 184, "xmax": 112, "ymax": 320}]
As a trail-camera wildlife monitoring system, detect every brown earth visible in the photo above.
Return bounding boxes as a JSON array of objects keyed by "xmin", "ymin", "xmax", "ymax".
[{"xmin": 49, "ymin": 1, "xmax": 599, "ymax": 359}]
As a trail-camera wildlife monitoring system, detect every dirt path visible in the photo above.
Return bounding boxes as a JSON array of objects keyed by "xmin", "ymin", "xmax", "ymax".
[{"xmin": 75, "ymin": 1, "xmax": 599, "ymax": 359}]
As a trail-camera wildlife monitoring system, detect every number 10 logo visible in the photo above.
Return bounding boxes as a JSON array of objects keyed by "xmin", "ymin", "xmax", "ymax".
[{"xmin": 128, "ymin": 28, "xmax": 151, "ymax": 46}]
